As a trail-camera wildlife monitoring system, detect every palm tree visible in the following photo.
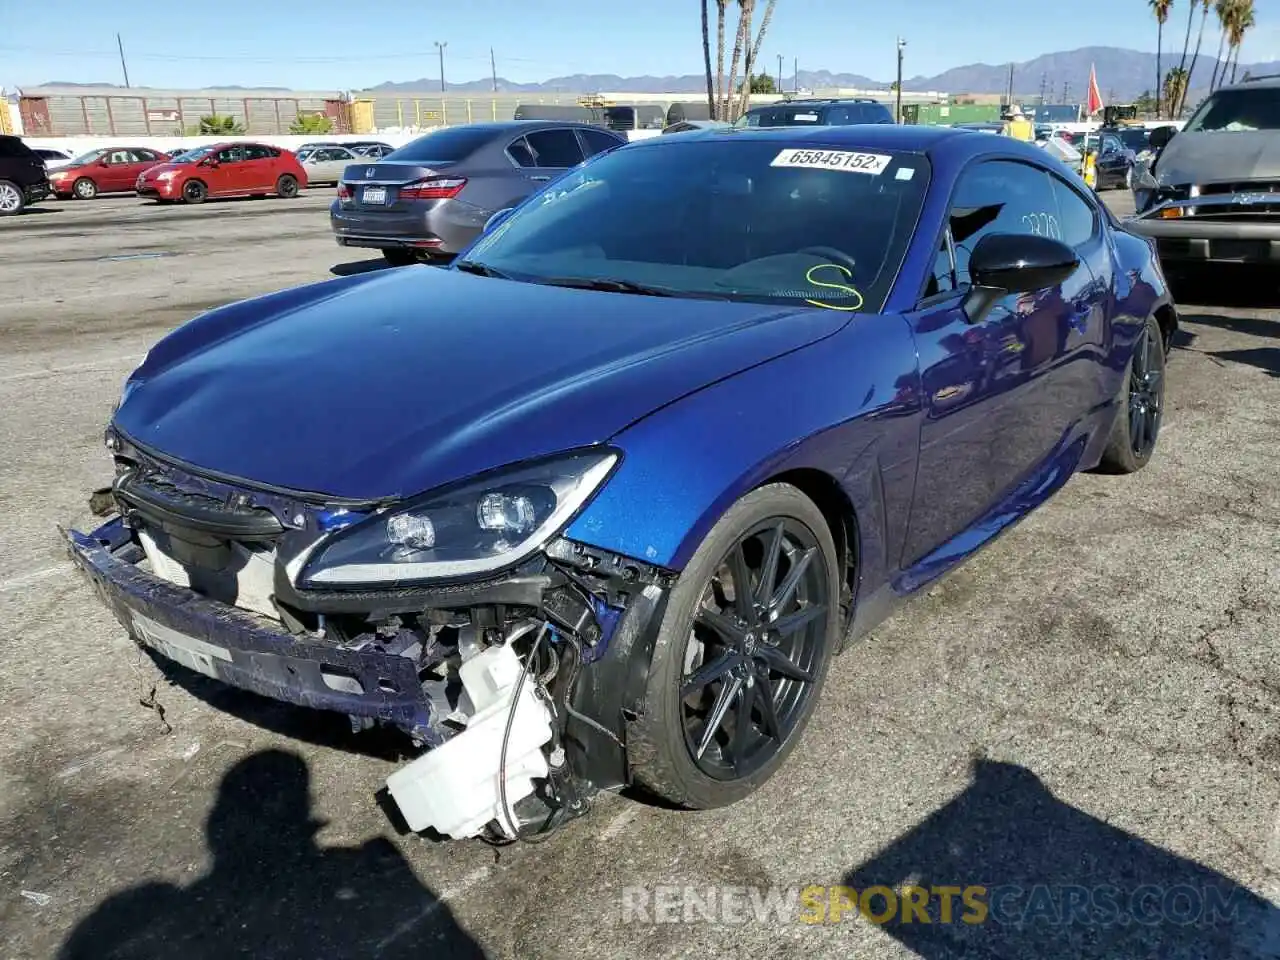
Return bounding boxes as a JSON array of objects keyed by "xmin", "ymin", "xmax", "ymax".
[
  {"xmin": 1164, "ymin": 66, "xmax": 1189, "ymax": 116},
  {"xmin": 723, "ymin": 0, "xmax": 752, "ymax": 120},
  {"xmin": 702, "ymin": 1, "xmax": 716, "ymax": 119},
  {"xmin": 1209, "ymin": 0, "xmax": 1236, "ymax": 91},
  {"xmin": 736, "ymin": 0, "xmax": 779, "ymax": 117},
  {"xmin": 1177, "ymin": 0, "xmax": 1211, "ymax": 116},
  {"xmin": 1228, "ymin": 0, "xmax": 1254, "ymax": 83},
  {"xmin": 714, "ymin": 0, "xmax": 728, "ymax": 119},
  {"xmin": 1150, "ymin": 0, "xmax": 1173, "ymax": 118},
  {"xmin": 1176, "ymin": 0, "xmax": 1195, "ymax": 86}
]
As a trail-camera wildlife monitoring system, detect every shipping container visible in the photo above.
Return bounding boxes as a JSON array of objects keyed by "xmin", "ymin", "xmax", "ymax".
[
  {"xmin": 904, "ymin": 102, "xmax": 1002, "ymax": 126},
  {"xmin": 14, "ymin": 86, "xmax": 348, "ymax": 137}
]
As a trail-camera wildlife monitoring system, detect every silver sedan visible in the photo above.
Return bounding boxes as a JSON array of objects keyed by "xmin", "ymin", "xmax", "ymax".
[{"xmin": 297, "ymin": 145, "xmax": 360, "ymax": 186}]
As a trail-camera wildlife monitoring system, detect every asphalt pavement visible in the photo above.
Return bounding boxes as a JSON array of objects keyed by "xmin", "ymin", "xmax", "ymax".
[{"xmin": 1, "ymin": 189, "xmax": 1278, "ymax": 959}]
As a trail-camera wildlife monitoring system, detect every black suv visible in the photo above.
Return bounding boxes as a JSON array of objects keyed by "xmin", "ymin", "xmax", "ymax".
[
  {"xmin": 734, "ymin": 97, "xmax": 895, "ymax": 128},
  {"xmin": 0, "ymin": 136, "xmax": 51, "ymax": 216}
]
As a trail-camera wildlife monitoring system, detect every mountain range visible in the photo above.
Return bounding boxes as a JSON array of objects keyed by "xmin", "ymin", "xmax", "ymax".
[
  {"xmin": 367, "ymin": 46, "xmax": 1276, "ymax": 101},
  {"xmin": 42, "ymin": 46, "xmax": 1280, "ymax": 102}
]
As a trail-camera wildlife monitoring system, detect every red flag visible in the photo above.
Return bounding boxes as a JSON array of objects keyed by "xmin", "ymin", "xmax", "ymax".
[{"xmin": 1086, "ymin": 64, "xmax": 1104, "ymax": 116}]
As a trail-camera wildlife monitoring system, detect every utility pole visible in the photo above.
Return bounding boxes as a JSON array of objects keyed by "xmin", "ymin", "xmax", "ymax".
[
  {"xmin": 116, "ymin": 33, "xmax": 131, "ymax": 88},
  {"xmin": 1005, "ymin": 63, "xmax": 1014, "ymax": 110},
  {"xmin": 793, "ymin": 57, "xmax": 798, "ymax": 93},
  {"xmin": 1038, "ymin": 72, "xmax": 1047, "ymax": 104},
  {"xmin": 1062, "ymin": 80, "xmax": 1072, "ymax": 103},
  {"xmin": 896, "ymin": 38, "xmax": 905, "ymax": 124},
  {"xmin": 434, "ymin": 41, "xmax": 448, "ymax": 92},
  {"xmin": 777, "ymin": 53, "xmax": 783, "ymax": 94},
  {"xmin": 490, "ymin": 47, "xmax": 498, "ymax": 92}
]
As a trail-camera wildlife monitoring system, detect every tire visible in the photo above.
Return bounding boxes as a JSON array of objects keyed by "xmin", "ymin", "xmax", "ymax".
[
  {"xmin": 1098, "ymin": 313, "xmax": 1166, "ymax": 474},
  {"xmin": 628, "ymin": 483, "xmax": 841, "ymax": 808},
  {"xmin": 72, "ymin": 177, "xmax": 98, "ymax": 200},
  {"xmin": 0, "ymin": 180, "xmax": 26, "ymax": 216},
  {"xmin": 276, "ymin": 174, "xmax": 299, "ymax": 198},
  {"xmin": 381, "ymin": 248, "xmax": 417, "ymax": 267},
  {"xmin": 182, "ymin": 180, "xmax": 207, "ymax": 204}
]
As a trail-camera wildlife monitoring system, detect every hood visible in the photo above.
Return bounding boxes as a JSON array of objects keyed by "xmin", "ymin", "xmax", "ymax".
[
  {"xmin": 1154, "ymin": 130, "xmax": 1280, "ymax": 186},
  {"xmin": 114, "ymin": 268, "xmax": 846, "ymax": 501}
]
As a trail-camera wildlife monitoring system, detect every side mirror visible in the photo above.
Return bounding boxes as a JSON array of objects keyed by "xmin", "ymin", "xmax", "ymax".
[
  {"xmin": 962, "ymin": 233, "xmax": 1079, "ymax": 324},
  {"xmin": 1148, "ymin": 125, "xmax": 1176, "ymax": 150},
  {"xmin": 484, "ymin": 207, "xmax": 514, "ymax": 232}
]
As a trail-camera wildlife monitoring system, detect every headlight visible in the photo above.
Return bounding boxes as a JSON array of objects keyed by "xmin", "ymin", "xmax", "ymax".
[
  {"xmin": 299, "ymin": 449, "xmax": 618, "ymax": 588},
  {"xmin": 156, "ymin": 170, "xmax": 178, "ymax": 181}
]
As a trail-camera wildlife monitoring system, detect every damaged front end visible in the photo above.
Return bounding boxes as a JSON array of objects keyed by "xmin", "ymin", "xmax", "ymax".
[
  {"xmin": 1127, "ymin": 182, "xmax": 1280, "ymax": 264},
  {"xmin": 67, "ymin": 429, "xmax": 672, "ymax": 842}
]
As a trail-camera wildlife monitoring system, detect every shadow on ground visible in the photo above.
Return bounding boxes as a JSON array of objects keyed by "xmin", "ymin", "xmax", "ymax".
[
  {"xmin": 57, "ymin": 748, "xmax": 487, "ymax": 960},
  {"xmin": 843, "ymin": 759, "xmax": 1278, "ymax": 958},
  {"xmin": 1175, "ymin": 312, "xmax": 1280, "ymax": 377}
]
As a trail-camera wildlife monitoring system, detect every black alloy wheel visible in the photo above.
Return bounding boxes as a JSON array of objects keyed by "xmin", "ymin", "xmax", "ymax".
[
  {"xmin": 276, "ymin": 174, "xmax": 299, "ymax": 198},
  {"xmin": 1099, "ymin": 312, "xmax": 1166, "ymax": 473},
  {"xmin": 629, "ymin": 483, "xmax": 841, "ymax": 808},
  {"xmin": 680, "ymin": 518, "xmax": 828, "ymax": 781},
  {"xmin": 182, "ymin": 180, "xmax": 207, "ymax": 204}
]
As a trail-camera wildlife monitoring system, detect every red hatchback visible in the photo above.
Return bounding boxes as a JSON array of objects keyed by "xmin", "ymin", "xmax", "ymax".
[
  {"xmin": 135, "ymin": 142, "xmax": 307, "ymax": 204},
  {"xmin": 47, "ymin": 147, "xmax": 171, "ymax": 200}
]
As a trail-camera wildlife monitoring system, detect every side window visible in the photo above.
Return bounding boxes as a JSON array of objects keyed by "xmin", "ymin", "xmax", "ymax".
[
  {"xmin": 948, "ymin": 159, "xmax": 1059, "ymax": 286},
  {"xmin": 132, "ymin": 149, "xmax": 157, "ymax": 162},
  {"xmin": 109, "ymin": 150, "xmax": 132, "ymax": 164},
  {"xmin": 924, "ymin": 233, "xmax": 956, "ymax": 298},
  {"xmin": 506, "ymin": 136, "xmax": 537, "ymax": 167},
  {"xmin": 243, "ymin": 144, "xmax": 272, "ymax": 161},
  {"xmin": 525, "ymin": 129, "xmax": 585, "ymax": 168},
  {"xmin": 579, "ymin": 128, "xmax": 622, "ymax": 157},
  {"xmin": 216, "ymin": 146, "xmax": 243, "ymax": 163},
  {"xmin": 1048, "ymin": 174, "xmax": 1099, "ymax": 250}
]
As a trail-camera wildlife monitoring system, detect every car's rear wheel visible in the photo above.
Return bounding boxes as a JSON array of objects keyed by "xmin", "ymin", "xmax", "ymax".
[
  {"xmin": 382, "ymin": 249, "xmax": 417, "ymax": 267},
  {"xmin": 0, "ymin": 180, "xmax": 25, "ymax": 216},
  {"xmin": 276, "ymin": 174, "xmax": 299, "ymax": 198},
  {"xmin": 182, "ymin": 180, "xmax": 207, "ymax": 204},
  {"xmin": 1099, "ymin": 313, "xmax": 1166, "ymax": 473},
  {"xmin": 72, "ymin": 177, "xmax": 98, "ymax": 200},
  {"xmin": 629, "ymin": 483, "xmax": 840, "ymax": 808}
]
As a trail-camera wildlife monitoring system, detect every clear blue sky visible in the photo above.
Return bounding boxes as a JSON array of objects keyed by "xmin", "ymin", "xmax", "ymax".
[{"xmin": 1, "ymin": 0, "xmax": 1277, "ymax": 90}]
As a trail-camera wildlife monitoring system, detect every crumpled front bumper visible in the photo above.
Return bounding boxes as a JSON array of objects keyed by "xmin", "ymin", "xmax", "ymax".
[
  {"xmin": 1126, "ymin": 191, "xmax": 1280, "ymax": 262},
  {"xmin": 66, "ymin": 516, "xmax": 430, "ymax": 730}
]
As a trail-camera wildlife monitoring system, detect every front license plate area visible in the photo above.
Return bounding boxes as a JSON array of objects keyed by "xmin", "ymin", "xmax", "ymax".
[
  {"xmin": 1209, "ymin": 239, "xmax": 1269, "ymax": 261},
  {"xmin": 132, "ymin": 612, "xmax": 231, "ymax": 679},
  {"xmin": 362, "ymin": 186, "xmax": 387, "ymax": 205}
]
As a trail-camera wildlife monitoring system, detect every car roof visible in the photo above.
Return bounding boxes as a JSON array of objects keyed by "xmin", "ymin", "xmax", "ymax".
[{"xmin": 1227, "ymin": 74, "xmax": 1280, "ymax": 89}]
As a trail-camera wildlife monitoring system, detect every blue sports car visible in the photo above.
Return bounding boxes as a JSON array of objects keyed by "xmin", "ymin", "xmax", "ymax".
[{"xmin": 68, "ymin": 125, "xmax": 1176, "ymax": 841}]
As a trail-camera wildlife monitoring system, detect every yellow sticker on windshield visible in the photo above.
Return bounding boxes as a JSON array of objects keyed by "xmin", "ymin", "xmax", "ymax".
[{"xmin": 804, "ymin": 264, "xmax": 865, "ymax": 312}]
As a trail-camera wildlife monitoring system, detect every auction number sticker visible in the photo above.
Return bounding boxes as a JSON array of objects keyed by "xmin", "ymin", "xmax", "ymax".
[{"xmin": 770, "ymin": 149, "xmax": 892, "ymax": 174}]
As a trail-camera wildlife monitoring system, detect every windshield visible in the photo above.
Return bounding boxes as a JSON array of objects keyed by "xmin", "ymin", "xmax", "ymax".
[
  {"xmin": 461, "ymin": 139, "xmax": 930, "ymax": 312},
  {"xmin": 170, "ymin": 146, "xmax": 213, "ymax": 162},
  {"xmin": 1113, "ymin": 128, "xmax": 1150, "ymax": 150},
  {"xmin": 386, "ymin": 126, "xmax": 497, "ymax": 161},
  {"xmin": 1184, "ymin": 87, "xmax": 1280, "ymax": 132},
  {"xmin": 69, "ymin": 149, "xmax": 106, "ymax": 165}
]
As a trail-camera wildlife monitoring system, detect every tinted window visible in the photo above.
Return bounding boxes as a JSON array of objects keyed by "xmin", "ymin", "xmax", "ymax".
[
  {"xmin": 215, "ymin": 146, "xmax": 244, "ymax": 163},
  {"xmin": 387, "ymin": 126, "xmax": 496, "ymax": 162},
  {"xmin": 1184, "ymin": 86, "xmax": 1280, "ymax": 132},
  {"xmin": 506, "ymin": 137, "xmax": 536, "ymax": 167},
  {"xmin": 465, "ymin": 140, "xmax": 930, "ymax": 313},
  {"xmin": 0, "ymin": 138, "xmax": 35, "ymax": 159},
  {"xmin": 243, "ymin": 144, "xmax": 274, "ymax": 160},
  {"xmin": 1048, "ymin": 174, "xmax": 1098, "ymax": 249},
  {"xmin": 580, "ymin": 128, "xmax": 622, "ymax": 157},
  {"xmin": 949, "ymin": 160, "xmax": 1058, "ymax": 285},
  {"xmin": 525, "ymin": 129, "xmax": 585, "ymax": 167},
  {"xmin": 738, "ymin": 105, "xmax": 825, "ymax": 128},
  {"xmin": 824, "ymin": 103, "xmax": 893, "ymax": 125}
]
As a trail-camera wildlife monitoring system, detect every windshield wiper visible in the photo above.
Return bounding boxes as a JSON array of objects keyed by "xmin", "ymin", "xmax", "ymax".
[
  {"xmin": 453, "ymin": 260, "xmax": 510, "ymax": 279},
  {"xmin": 535, "ymin": 276, "xmax": 728, "ymax": 300}
]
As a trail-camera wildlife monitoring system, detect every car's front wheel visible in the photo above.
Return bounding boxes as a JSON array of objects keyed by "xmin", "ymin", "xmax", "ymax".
[
  {"xmin": 0, "ymin": 180, "xmax": 25, "ymax": 216},
  {"xmin": 1099, "ymin": 312, "xmax": 1166, "ymax": 473},
  {"xmin": 629, "ymin": 483, "xmax": 840, "ymax": 808},
  {"xmin": 73, "ymin": 177, "xmax": 98, "ymax": 200},
  {"xmin": 182, "ymin": 180, "xmax": 207, "ymax": 204}
]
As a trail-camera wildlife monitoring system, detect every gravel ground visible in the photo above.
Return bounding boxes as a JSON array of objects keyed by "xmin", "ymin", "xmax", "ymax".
[{"xmin": 1, "ymin": 190, "xmax": 1278, "ymax": 960}]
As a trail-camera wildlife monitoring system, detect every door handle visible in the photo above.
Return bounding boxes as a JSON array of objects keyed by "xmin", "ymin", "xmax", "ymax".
[{"xmin": 529, "ymin": 175, "xmax": 551, "ymax": 181}]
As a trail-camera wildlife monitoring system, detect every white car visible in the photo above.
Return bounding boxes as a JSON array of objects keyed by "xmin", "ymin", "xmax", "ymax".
[
  {"xmin": 297, "ymin": 145, "xmax": 360, "ymax": 186},
  {"xmin": 31, "ymin": 147, "xmax": 74, "ymax": 171}
]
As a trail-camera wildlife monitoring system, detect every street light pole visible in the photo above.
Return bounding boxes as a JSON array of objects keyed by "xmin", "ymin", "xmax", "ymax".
[
  {"xmin": 896, "ymin": 37, "xmax": 906, "ymax": 124},
  {"xmin": 777, "ymin": 53, "xmax": 783, "ymax": 93},
  {"xmin": 434, "ymin": 41, "xmax": 448, "ymax": 92}
]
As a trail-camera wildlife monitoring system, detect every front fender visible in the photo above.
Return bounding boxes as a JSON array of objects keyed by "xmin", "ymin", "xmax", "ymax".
[{"xmin": 565, "ymin": 314, "xmax": 923, "ymax": 585}]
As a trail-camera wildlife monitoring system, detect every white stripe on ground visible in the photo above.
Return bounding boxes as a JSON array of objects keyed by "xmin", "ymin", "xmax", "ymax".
[
  {"xmin": 0, "ymin": 565, "xmax": 66, "ymax": 594},
  {"xmin": 376, "ymin": 865, "xmax": 493, "ymax": 951}
]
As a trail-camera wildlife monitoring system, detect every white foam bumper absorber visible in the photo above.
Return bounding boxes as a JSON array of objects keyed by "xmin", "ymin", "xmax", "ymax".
[{"xmin": 386, "ymin": 642, "xmax": 554, "ymax": 839}]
